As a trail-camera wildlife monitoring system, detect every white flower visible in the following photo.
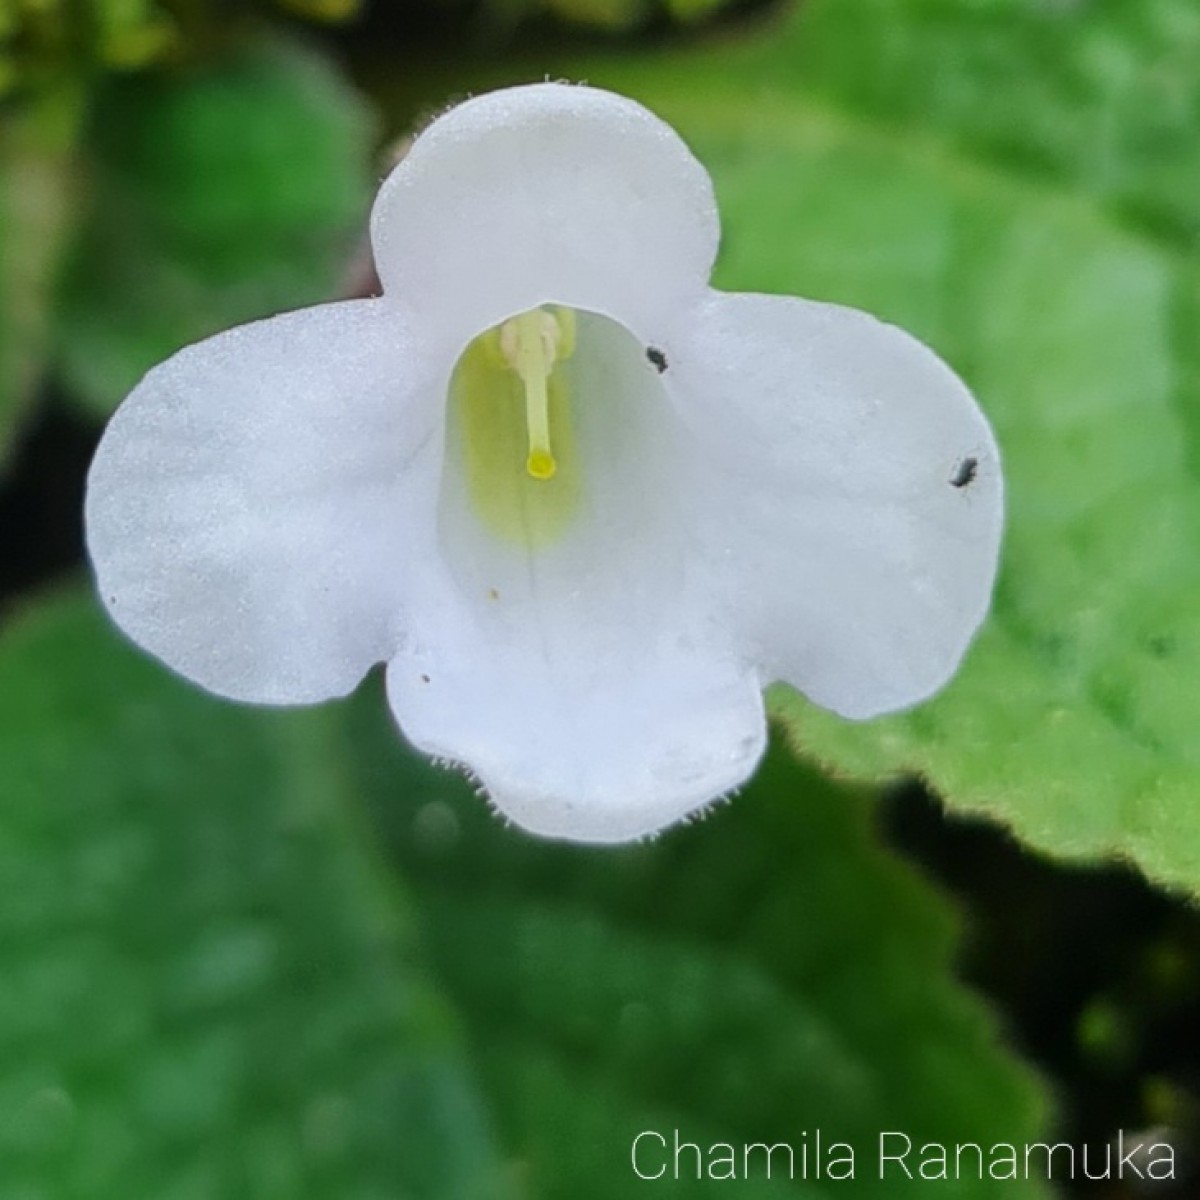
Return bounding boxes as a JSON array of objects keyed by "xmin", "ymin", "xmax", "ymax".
[{"xmin": 85, "ymin": 82, "xmax": 1003, "ymax": 844}]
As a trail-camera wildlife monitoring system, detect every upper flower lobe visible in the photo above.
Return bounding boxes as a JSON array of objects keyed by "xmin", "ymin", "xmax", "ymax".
[{"xmin": 85, "ymin": 82, "xmax": 1003, "ymax": 843}]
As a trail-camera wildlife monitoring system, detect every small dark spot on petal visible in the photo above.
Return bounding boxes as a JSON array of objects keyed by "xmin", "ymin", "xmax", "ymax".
[
  {"xmin": 950, "ymin": 456, "xmax": 978, "ymax": 488},
  {"xmin": 646, "ymin": 346, "xmax": 668, "ymax": 373},
  {"xmin": 488, "ymin": 587, "xmax": 499, "ymax": 601},
  {"xmin": 420, "ymin": 674, "xmax": 430, "ymax": 683}
]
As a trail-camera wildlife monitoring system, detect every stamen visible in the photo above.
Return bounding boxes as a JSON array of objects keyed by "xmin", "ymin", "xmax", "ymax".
[{"xmin": 497, "ymin": 308, "xmax": 572, "ymax": 481}]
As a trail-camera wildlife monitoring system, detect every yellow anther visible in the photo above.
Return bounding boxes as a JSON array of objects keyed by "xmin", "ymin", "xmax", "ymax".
[{"xmin": 497, "ymin": 308, "xmax": 571, "ymax": 482}]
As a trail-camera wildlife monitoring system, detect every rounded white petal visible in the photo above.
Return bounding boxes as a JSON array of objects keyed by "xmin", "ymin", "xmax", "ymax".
[
  {"xmin": 669, "ymin": 292, "xmax": 1003, "ymax": 719},
  {"xmin": 370, "ymin": 83, "xmax": 718, "ymax": 349},
  {"xmin": 385, "ymin": 310, "xmax": 765, "ymax": 843},
  {"xmin": 86, "ymin": 299, "xmax": 440, "ymax": 704},
  {"xmin": 387, "ymin": 623, "xmax": 765, "ymax": 845}
]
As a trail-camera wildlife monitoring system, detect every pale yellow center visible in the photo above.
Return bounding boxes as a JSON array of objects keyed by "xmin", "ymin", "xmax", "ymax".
[{"xmin": 446, "ymin": 306, "xmax": 580, "ymax": 547}]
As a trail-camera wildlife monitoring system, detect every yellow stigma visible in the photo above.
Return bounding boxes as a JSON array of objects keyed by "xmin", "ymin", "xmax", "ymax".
[
  {"xmin": 496, "ymin": 308, "xmax": 575, "ymax": 481},
  {"xmin": 527, "ymin": 448, "xmax": 556, "ymax": 481}
]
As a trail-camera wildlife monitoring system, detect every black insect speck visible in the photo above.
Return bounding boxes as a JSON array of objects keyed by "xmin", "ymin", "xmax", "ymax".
[
  {"xmin": 950, "ymin": 456, "xmax": 978, "ymax": 489},
  {"xmin": 646, "ymin": 346, "xmax": 668, "ymax": 373}
]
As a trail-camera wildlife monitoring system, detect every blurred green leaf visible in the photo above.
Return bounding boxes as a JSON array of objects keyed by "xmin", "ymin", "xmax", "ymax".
[
  {"xmin": 57, "ymin": 34, "xmax": 373, "ymax": 416},
  {"xmin": 468, "ymin": 0, "xmax": 742, "ymax": 33},
  {"xmin": 542, "ymin": 0, "xmax": 649, "ymax": 33},
  {"xmin": 93, "ymin": 0, "xmax": 177, "ymax": 69},
  {"xmin": 792, "ymin": 0, "xmax": 1200, "ymax": 251},
  {"xmin": 527, "ymin": 0, "xmax": 1200, "ymax": 896},
  {"xmin": 663, "ymin": 0, "xmax": 735, "ymax": 24},
  {"xmin": 273, "ymin": 0, "xmax": 363, "ymax": 24},
  {"xmin": 0, "ymin": 592, "xmax": 1047, "ymax": 1194},
  {"xmin": 0, "ymin": 592, "xmax": 514, "ymax": 1199},
  {"xmin": 351, "ymin": 701, "xmax": 1050, "ymax": 1197},
  {"xmin": 0, "ymin": 93, "xmax": 79, "ymax": 469}
]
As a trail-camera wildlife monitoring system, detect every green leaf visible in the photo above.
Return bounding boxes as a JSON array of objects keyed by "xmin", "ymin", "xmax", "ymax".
[
  {"xmin": 0, "ymin": 92, "xmax": 79, "ymax": 469},
  {"xmin": 56, "ymin": 35, "xmax": 374, "ymax": 417},
  {"xmin": 0, "ymin": 592, "xmax": 514, "ymax": 1200},
  {"xmin": 350, "ymin": 700, "xmax": 1050, "ymax": 1198},
  {"xmin": 0, "ymin": 592, "xmax": 1048, "ymax": 1194},
  {"xmin": 532, "ymin": 0, "xmax": 1200, "ymax": 895},
  {"xmin": 792, "ymin": 0, "xmax": 1200, "ymax": 251}
]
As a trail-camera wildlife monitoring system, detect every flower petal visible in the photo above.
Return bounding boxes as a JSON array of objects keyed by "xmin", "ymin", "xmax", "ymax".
[
  {"xmin": 669, "ymin": 292, "xmax": 1003, "ymax": 719},
  {"xmin": 386, "ymin": 613, "xmax": 765, "ymax": 844},
  {"xmin": 86, "ymin": 299, "xmax": 438, "ymax": 704},
  {"xmin": 370, "ymin": 84, "xmax": 718, "ymax": 349}
]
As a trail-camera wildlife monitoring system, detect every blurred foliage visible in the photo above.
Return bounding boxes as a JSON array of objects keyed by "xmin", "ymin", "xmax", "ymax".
[
  {"xmin": 0, "ymin": 593, "xmax": 515, "ymax": 1199},
  {"xmin": 0, "ymin": 88, "xmax": 78, "ymax": 466},
  {"xmin": 0, "ymin": 2, "xmax": 375, "ymax": 446},
  {"xmin": 503, "ymin": 0, "xmax": 739, "ymax": 33},
  {"xmin": 0, "ymin": 0, "xmax": 175, "ymax": 94},
  {"xmin": 0, "ymin": 592, "xmax": 1048, "ymax": 1197},
  {"xmin": 0, "ymin": 0, "xmax": 366, "ymax": 97},
  {"xmin": 0, "ymin": 0, "xmax": 740, "ymax": 99},
  {"xmin": 57, "ymin": 34, "xmax": 373, "ymax": 415}
]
